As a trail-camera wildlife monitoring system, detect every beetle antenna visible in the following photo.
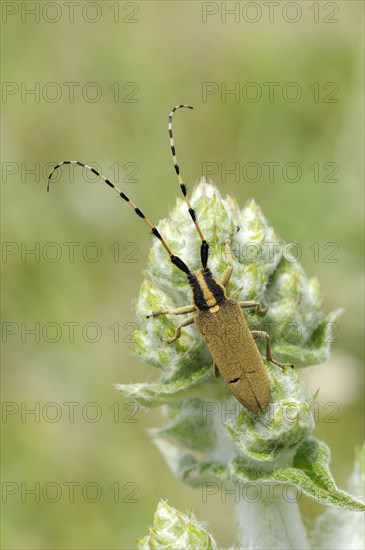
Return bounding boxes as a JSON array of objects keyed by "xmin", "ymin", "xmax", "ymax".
[
  {"xmin": 47, "ymin": 161, "xmax": 191, "ymax": 276},
  {"xmin": 168, "ymin": 105, "xmax": 209, "ymax": 269}
]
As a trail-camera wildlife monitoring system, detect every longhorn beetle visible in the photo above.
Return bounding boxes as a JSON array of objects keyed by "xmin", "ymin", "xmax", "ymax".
[{"xmin": 48, "ymin": 105, "xmax": 292, "ymax": 414}]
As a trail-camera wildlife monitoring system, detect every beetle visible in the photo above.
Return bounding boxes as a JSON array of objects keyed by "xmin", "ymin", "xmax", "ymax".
[{"xmin": 47, "ymin": 104, "xmax": 292, "ymax": 414}]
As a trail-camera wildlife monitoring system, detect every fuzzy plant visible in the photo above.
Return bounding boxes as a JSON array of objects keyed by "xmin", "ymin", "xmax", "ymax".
[{"xmin": 115, "ymin": 181, "xmax": 364, "ymax": 549}]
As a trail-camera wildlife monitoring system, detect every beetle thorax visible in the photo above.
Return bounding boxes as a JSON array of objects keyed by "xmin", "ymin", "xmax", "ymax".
[{"xmin": 187, "ymin": 268, "xmax": 227, "ymax": 312}]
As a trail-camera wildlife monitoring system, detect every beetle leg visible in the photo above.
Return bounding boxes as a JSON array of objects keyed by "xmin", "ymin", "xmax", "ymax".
[
  {"xmin": 213, "ymin": 362, "xmax": 220, "ymax": 377},
  {"xmin": 162, "ymin": 315, "xmax": 195, "ymax": 343},
  {"xmin": 220, "ymin": 227, "xmax": 240, "ymax": 286},
  {"xmin": 224, "ymin": 226, "xmax": 239, "ymax": 265},
  {"xmin": 250, "ymin": 330, "xmax": 294, "ymax": 369},
  {"xmin": 238, "ymin": 301, "xmax": 268, "ymax": 315},
  {"xmin": 147, "ymin": 304, "xmax": 196, "ymax": 318},
  {"xmin": 220, "ymin": 265, "xmax": 233, "ymax": 287}
]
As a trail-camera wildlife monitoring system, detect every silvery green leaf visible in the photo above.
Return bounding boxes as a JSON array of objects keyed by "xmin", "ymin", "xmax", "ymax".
[
  {"xmin": 167, "ymin": 438, "xmax": 364, "ymax": 511},
  {"xmin": 150, "ymin": 399, "xmax": 217, "ymax": 452},
  {"xmin": 114, "ymin": 365, "xmax": 215, "ymax": 408},
  {"xmin": 311, "ymin": 445, "xmax": 365, "ymax": 549}
]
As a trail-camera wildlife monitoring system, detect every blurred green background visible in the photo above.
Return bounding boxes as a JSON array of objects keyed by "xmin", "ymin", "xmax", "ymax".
[{"xmin": 2, "ymin": 1, "xmax": 364, "ymax": 548}]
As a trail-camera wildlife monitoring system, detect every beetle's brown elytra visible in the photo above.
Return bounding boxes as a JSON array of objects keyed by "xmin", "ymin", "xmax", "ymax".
[
  {"xmin": 47, "ymin": 105, "xmax": 292, "ymax": 414},
  {"xmin": 194, "ymin": 299, "xmax": 270, "ymax": 413}
]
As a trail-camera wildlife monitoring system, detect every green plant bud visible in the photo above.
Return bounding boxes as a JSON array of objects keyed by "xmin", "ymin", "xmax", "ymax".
[{"xmin": 137, "ymin": 500, "xmax": 217, "ymax": 550}]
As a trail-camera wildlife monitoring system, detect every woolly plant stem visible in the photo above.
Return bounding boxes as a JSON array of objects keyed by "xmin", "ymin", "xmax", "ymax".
[{"xmin": 234, "ymin": 485, "xmax": 309, "ymax": 550}]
